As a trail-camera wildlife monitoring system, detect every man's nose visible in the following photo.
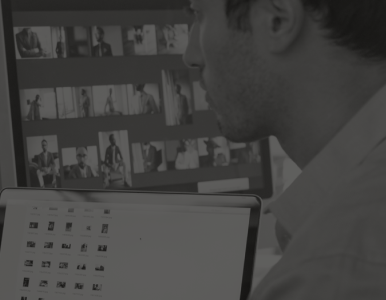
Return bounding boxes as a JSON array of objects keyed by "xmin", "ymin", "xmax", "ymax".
[{"xmin": 183, "ymin": 23, "xmax": 203, "ymax": 69}]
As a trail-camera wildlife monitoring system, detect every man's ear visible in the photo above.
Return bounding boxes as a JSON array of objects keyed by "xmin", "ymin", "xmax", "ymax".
[{"xmin": 250, "ymin": 0, "xmax": 305, "ymax": 53}]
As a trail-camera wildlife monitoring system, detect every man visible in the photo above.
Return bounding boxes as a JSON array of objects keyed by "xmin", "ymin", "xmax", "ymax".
[
  {"xmin": 69, "ymin": 147, "xmax": 97, "ymax": 179},
  {"xmin": 80, "ymin": 89, "xmax": 91, "ymax": 117},
  {"xmin": 92, "ymin": 27, "xmax": 113, "ymax": 57},
  {"xmin": 142, "ymin": 142, "xmax": 157, "ymax": 172},
  {"xmin": 15, "ymin": 27, "xmax": 48, "ymax": 58},
  {"xmin": 184, "ymin": 0, "xmax": 386, "ymax": 298},
  {"xmin": 175, "ymin": 84, "xmax": 189, "ymax": 125},
  {"xmin": 26, "ymin": 94, "xmax": 43, "ymax": 121},
  {"xmin": 36, "ymin": 139, "xmax": 58, "ymax": 188},
  {"xmin": 104, "ymin": 134, "xmax": 130, "ymax": 187},
  {"xmin": 104, "ymin": 88, "xmax": 119, "ymax": 115},
  {"xmin": 137, "ymin": 84, "xmax": 159, "ymax": 114}
]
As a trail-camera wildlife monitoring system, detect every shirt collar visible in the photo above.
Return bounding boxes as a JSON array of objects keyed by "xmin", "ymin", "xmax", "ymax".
[{"xmin": 267, "ymin": 82, "xmax": 386, "ymax": 236}]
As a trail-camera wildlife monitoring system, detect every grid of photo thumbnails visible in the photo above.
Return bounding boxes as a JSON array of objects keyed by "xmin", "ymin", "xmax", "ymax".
[
  {"xmin": 17, "ymin": 206, "xmax": 112, "ymax": 299},
  {"xmin": 17, "ymin": 25, "xmax": 262, "ymax": 190}
]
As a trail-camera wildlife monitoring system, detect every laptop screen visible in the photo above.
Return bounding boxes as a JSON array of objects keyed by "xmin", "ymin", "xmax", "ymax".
[{"xmin": 0, "ymin": 189, "xmax": 261, "ymax": 300}]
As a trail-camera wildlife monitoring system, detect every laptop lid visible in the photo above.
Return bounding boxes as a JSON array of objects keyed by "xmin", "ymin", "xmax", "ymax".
[{"xmin": 0, "ymin": 188, "xmax": 262, "ymax": 300}]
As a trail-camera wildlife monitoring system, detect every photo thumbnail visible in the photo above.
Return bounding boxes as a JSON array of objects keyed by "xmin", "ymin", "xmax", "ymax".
[
  {"xmin": 19, "ymin": 88, "xmax": 58, "ymax": 121},
  {"xmin": 48, "ymin": 221, "xmax": 55, "ymax": 231},
  {"xmin": 193, "ymin": 81, "xmax": 210, "ymax": 111},
  {"xmin": 56, "ymin": 87, "xmax": 78, "ymax": 119},
  {"xmin": 56, "ymin": 281, "xmax": 66, "ymax": 288},
  {"xmin": 165, "ymin": 139, "xmax": 199, "ymax": 170},
  {"xmin": 41, "ymin": 261, "xmax": 51, "ymax": 268},
  {"xmin": 24, "ymin": 260, "xmax": 33, "ymax": 267},
  {"xmin": 59, "ymin": 262, "xmax": 68, "ymax": 269},
  {"xmin": 156, "ymin": 24, "xmax": 189, "ymax": 55},
  {"xmin": 62, "ymin": 146, "xmax": 99, "ymax": 180},
  {"xmin": 229, "ymin": 141, "xmax": 261, "ymax": 165},
  {"xmin": 101, "ymin": 224, "xmax": 108, "ymax": 234},
  {"xmin": 132, "ymin": 141, "xmax": 167, "ymax": 174},
  {"xmin": 99, "ymin": 130, "xmax": 132, "ymax": 188},
  {"xmin": 95, "ymin": 264, "xmax": 105, "ymax": 271},
  {"xmin": 39, "ymin": 280, "xmax": 48, "ymax": 287},
  {"xmin": 81, "ymin": 243, "xmax": 88, "ymax": 252},
  {"xmin": 65, "ymin": 222, "xmax": 72, "ymax": 232},
  {"xmin": 26, "ymin": 135, "xmax": 61, "ymax": 188},
  {"xmin": 62, "ymin": 243, "xmax": 71, "ymax": 249},
  {"xmin": 92, "ymin": 85, "xmax": 128, "ymax": 117},
  {"xmin": 14, "ymin": 27, "xmax": 52, "ymax": 59},
  {"xmin": 26, "ymin": 241, "xmax": 36, "ymax": 248},
  {"xmin": 44, "ymin": 242, "xmax": 53, "ymax": 249},
  {"xmin": 91, "ymin": 26, "xmax": 123, "ymax": 57},
  {"xmin": 97, "ymin": 245, "xmax": 107, "ymax": 252},
  {"xmin": 23, "ymin": 278, "xmax": 29, "ymax": 287},
  {"xmin": 74, "ymin": 86, "xmax": 95, "ymax": 118},
  {"xmin": 162, "ymin": 70, "xmax": 193, "ymax": 126},
  {"xmin": 76, "ymin": 263, "xmax": 86, "ymax": 270},
  {"xmin": 92, "ymin": 284, "xmax": 102, "ymax": 291},
  {"xmin": 127, "ymin": 83, "xmax": 162, "ymax": 115},
  {"xmin": 51, "ymin": 26, "xmax": 67, "ymax": 58},
  {"xmin": 75, "ymin": 283, "xmax": 84, "ymax": 290},
  {"xmin": 198, "ymin": 137, "xmax": 231, "ymax": 167},
  {"xmin": 122, "ymin": 25, "xmax": 157, "ymax": 55},
  {"xmin": 65, "ymin": 26, "xmax": 92, "ymax": 57},
  {"xmin": 29, "ymin": 222, "xmax": 38, "ymax": 229}
]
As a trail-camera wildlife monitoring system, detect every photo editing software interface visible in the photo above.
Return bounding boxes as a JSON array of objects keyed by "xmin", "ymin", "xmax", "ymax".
[
  {"xmin": 10, "ymin": 8, "xmax": 271, "ymax": 194},
  {"xmin": 2, "ymin": 200, "xmax": 251, "ymax": 300}
]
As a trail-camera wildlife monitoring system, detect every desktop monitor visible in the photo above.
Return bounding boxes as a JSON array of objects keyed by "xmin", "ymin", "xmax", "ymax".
[{"xmin": 1, "ymin": 0, "xmax": 273, "ymax": 197}]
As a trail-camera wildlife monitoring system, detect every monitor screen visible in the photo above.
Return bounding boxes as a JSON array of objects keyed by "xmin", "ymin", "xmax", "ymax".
[{"xmin": 1, "ymin": 0, "xmax": 273, "ymax": 197}]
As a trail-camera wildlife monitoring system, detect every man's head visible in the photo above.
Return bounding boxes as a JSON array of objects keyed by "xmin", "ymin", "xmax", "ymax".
[
  {"xmin": 41, "ymin": 140, "xmax": 48, "ymax": 152},
  {"xmin": 95, "ymin": 27, "xmax": 105, "ymax": 43},
  {"xmin": 109, "ymin": 88, "xmax": 113, "ymax": 95},
  {"xmin": 183, "ymin": 0, "xmax": 386, "ymax": 144},
  {"xmin": 81, "ymin": 89, "xmax": 86, "ymax": 96},
  {"xmin": 175, "ymin": 84, "xmax": 182, "ymax": 94},
  {"xmin": 76, "ymin": 147, "xmax": 88, "ymax": 168},
  {"xmin": 109, "ymin": 134, "xmax": 116, "ymax": 145},
  {"xmin": 35, "ymin": 95, "xmax": 40, "ymax": 100},
  {"xmin": 136, "ymin": 84, "xmax": 145, "ymax": 93},
  {"xmin": 143, "ymin": 142, "xmax": 150, "ymax": 149}
]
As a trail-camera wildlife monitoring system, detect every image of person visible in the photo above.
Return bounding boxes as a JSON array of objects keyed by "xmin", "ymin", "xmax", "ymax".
[
  {"xmin": 183, "ymin": 0, "xmax": 386, "ymax": 298},
  {"xmin": 163, "ymin": 25, "xmax": 176, "ymax": 50},
  {"xmin": 92, "ymin": 27, "xmax": 112, "ymax": 57},
  {"xmin": 80, "ymin": 89, "xmax": 90, "ymax": 117},
  {"xmin": 142, "ymin": 142, "xmax": 157, "ymax": 172},
  {"xmin": 175, "ymin": 139, "xmax": 199, "ymax": 170},
  {"xmin": 55, "ymin": 29, "xmax": 65, "ymax": 58},
  {"xmin": 135, "ymin": 28, "xmax": 143, "ymax": 44},
  {"xmin": 175, "ymin": 84, "xmax": 189, "ymax": 125},
  {"xmin": 69, "ymin": 147, "xmax": 97, "ymax": 179},
  {"xmin": 36, "ymin": 139, "xmax": 58, "ymax": 188},
  {"xmin": 137, "ymin": 84, "xmax": 159, "ymax": 114},
  {"xmin": 15, "ymin": 28, "xmax": 48, "ymax": 58},
  {"xmin": 26, "ymin": 94, "xmax": 43, "ymax": 121},
  {"xmin": 104, "ymin": 134, "xmax": 130, "ymax": 187},
  {"xmin": 104, "ymin": 88, "xmax": 117, "ymax": 115}
]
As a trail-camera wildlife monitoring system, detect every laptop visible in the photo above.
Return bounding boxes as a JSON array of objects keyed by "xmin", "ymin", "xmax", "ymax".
[{"xmin": 0, "ymin": 188, "xmax": 262, "ymax": 300}]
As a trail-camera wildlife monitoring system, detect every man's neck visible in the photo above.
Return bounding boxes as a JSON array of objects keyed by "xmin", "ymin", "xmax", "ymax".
[{"xmin": 277, "ymin": 63, "xmax": 386, "ymax": 169}]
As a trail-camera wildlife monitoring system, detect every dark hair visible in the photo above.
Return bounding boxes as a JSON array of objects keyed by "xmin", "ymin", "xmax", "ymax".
[
  {"xmin": 136, "ymin": 84, "xmax": 145, "ymax": 92},
  {"xmin": 41, "ymin": 139, "xmax": 47, "ymax": 145},
  {"xmin": 109, "ymin": 134, "xmax": 115, "ymax": 141},
  {"xmin": 96, "ymin": 27, "xmax": 104, "ymax": 35},
  {"xmin": 226, "ymin": 0, "xmax": 386, "ymax": 61}
]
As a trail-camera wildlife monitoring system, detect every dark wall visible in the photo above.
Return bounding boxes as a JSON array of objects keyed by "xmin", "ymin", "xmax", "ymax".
[{"xmin": 11, "ymin": 0, "xmax": 190, "ymax": 11}]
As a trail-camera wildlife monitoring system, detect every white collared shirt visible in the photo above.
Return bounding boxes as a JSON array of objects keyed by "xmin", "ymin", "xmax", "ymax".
[{"xmin": 250, "ymin": 83, "xmax": 386, "ymax": 299}]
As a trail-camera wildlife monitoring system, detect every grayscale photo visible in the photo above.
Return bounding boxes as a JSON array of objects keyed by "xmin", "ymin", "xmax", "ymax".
[
  {"xmin": 162, "ymin": 70, "xmax": 193, "ymax": 126},
  {"xmin": 51, "ymin": 26, "xmax": 67, "ymax": 58},
  {"xmin": 19, "ymin": 88, "xmax": 58, "ymax": 121},
  {"xmin": 165, "ymin": 139, "xmax": 200, "ymax": 170},
  {"xmin": 65, "ymin": 26, "xmax": 92, "ymax": 57},
  {"xmin": 132, "ymin": 141, "xmax": 167, "ymax": 174},
  {"xmin": 26, "ymin": 135, "xmax": 61, "ymax": 188},
  {"xmin": 99, "ymin": 130, "xmax": 132, "ymax": 188},
  {"xmin": 92, "ymin": 85, "xmax": 128, "ymax": 116},
  {"xmin": 14, "ymin": 27, "xmax": 52, "ymax": 59},
  {"xmin": 197, "ymin": 137, "xmax": 231, "ymax": 167},
  {"xmin": 122, "ymin": 25, "xmax": 157, "ymax": 55},
  {"xmin": 91, "ymin": 26, "xmax": 123, "ymax": 57},
  {"xmin": 62, "ymin": 146, "xmax": 99, "ymax": 179},
  {"xmin": 229, "ymin": 141, "xmax": 261, "ymax": 165},
  {"xmin": 126, "ymin": 83, "xmax": 162, "ymax": 115},
  {"xmin": 156, "ymin": 24, "xmax": 189, "ymax": 55}
]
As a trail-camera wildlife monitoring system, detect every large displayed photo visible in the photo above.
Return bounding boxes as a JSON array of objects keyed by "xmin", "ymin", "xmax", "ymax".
[
  {"xmin": 156, "ymin": 24, "xmax": 189, "ymax": 55},
  {"xmin": 62, "ymin": 146, "xmax": 99, "ymax": 179},
  {"xmin": 122, "ymin": 25, "xmax": 157, "ymax": 56},
  {"xmin": 26, "ymin": 135, "xmax": 61, "ymax": 188},
  {"xmin": 162, "ymin": 70, "xmax": 193, "ymax": 126},
  {"xmin": 91, "ymin": 26, "xmax": 123, "ymax": 57},
  {"xmin": 132, "ymin": 141, "xmax": 167, "ymax": 174},
  {"xmin": 99, "ymin": 131, "xmax": 132, "ymax": 188},
  {"xmin": 92, "ymin": 85, "xmax": 128, "ymax": 117},
  {"xmin": 65, "ymin": 26, "xmax": 92, "ymax": 57},
  {"xmin": 19, "ymin": 88, "xmax": 58, "ymax": 121},
  {"xmin": 165, "ymin": 139, "xmax": 199, "ymax": 171},
  {"xmin": 51, "ymin": 26, "xmax": 67, "ymax": 58},
  {"xmin": 14, "ymin": 27, "xmax": 52, "ymax": 59},
  {"xmin": 198, "ymin": 137, "xmax": 231, "ymax": 168},
  {"xmin": 127, "ymin": 83, "xmax": 161, "ymax": 115}
]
